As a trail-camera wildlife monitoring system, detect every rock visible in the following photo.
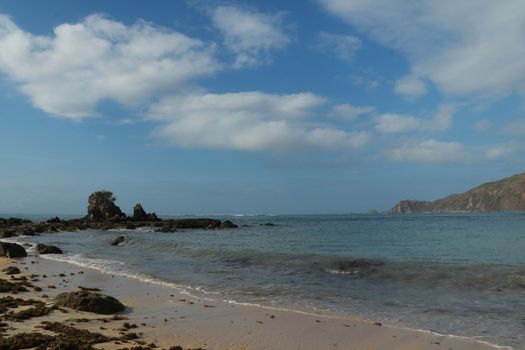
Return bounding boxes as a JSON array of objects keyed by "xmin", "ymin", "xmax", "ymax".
[
  {"xmin": 0, "ymin": 242, "xmax": 27, "ymax": 258},
  {"xmin": 86, "ymin": 191, "xmax": 126, "ymax": 221},
  {"xmin": 260, "ymin": 222, "xmax": 275, "ymax": 226},
  {"xmin": 2, "ymin": 266, "xmax": 21, "ymax": 275},
  {"xmin": 221, "ymin": 220, "xmax": 238, "ymax": 229},
  {"xmin": 110, "ymin": 235, "xmax": 126, "ymax": 246},
  {"xmin": 54, "ymin": 291, "xmax": 125, "ymax": 314},
  {"xmin": 154, "ymin": 225, "xmax": 177, "ymax": 233},
  {"xmin": 328, "ymin": 259, "xmax": 383, "ymax": 276},
  {"xmin": 132, "ymin": 203, "xmax": 158, "ymax": 221},
  {"xmin": 46, "ymin": 217, "xmax": 61, "ymax": 224},
  {"xmin": 36, "ymin": 243, "xmax": 63, "ymax": 255}
]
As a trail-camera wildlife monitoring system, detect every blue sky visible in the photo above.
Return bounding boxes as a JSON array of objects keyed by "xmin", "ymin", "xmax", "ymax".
[{"xmin": 0, "ymin": 0, "xmax": 524, "ymax": 215}]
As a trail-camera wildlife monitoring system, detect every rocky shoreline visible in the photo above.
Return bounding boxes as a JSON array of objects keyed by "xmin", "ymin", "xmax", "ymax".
[{"xmin": 0, "ymin": 191, "xmax": 238, "ymax": 239}]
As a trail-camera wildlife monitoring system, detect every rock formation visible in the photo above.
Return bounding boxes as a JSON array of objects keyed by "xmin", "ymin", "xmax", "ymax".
[
  {"xmin": 391, "ymin": 172, "xmax": 525, "ymax": 213},
  {"xmin": 36, "ymin": 243, "xmax": 63, "ymax": 255},
  {"xmin": 54, "ymin": 291, "xmax": 126, "ymax": 314},
  {"xmin": 132, "ymin": 203, "xmax": 158, "ymax": 221},
  {"xmin": 0, "ymin": 242, "xmax": 27, "ymax": 258},
  {"xmin": 86, "ymin": 191, "xmax": 125, "ymax": 221}
]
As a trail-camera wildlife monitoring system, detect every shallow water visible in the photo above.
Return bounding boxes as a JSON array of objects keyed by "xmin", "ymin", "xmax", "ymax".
[{"xmin": 9, "ymin": 213, "xmax": 525, "ymax": 348}]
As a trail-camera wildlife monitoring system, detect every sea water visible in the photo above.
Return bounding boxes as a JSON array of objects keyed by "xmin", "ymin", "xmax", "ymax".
[{"xmin": 9, "ymin": 213, "xmax": 525, "ymax": 348}]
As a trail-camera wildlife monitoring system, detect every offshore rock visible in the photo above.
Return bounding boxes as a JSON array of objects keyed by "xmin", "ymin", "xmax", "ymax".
[
  {"xmin": 110, "ymin": 235, "xmax": 126, "ymax": 246},
  {"xmin": 86, "ymin": 191, "xmax": 126, "ymax": 221},
  {"xmin": 132, "ymin": 203, "xmax": 158, "ymax": 221}
]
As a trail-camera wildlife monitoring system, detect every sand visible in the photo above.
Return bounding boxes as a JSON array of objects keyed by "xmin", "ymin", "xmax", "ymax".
[{"xmin": 0, "ymin": 256, "xmax": 510, "ymax": 350}]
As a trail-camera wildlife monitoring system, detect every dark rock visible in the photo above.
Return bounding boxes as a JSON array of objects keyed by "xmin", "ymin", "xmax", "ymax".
[
  {"xmin": 260, "ymin": 222, "xmax": 275, "ymax": 226},
  {"xmin": 132, "ymin": 203, "xmax": 158, "ymax": 221},
  {"xmin": 47, "ymin": 217, "xmax": 61, "ymax": 224},
  {"xmin": 221, "ymin": 220, "xmax": 238, "ymax": 229},
  {"xmin": 54, "ymin": 291, "xmax": 126, "ymax": 314},
  {"xmin": 154, "ymin": 225, "xmax": 177, "ymax": 233},
  {"xmin": 36, "ymin": 243, "xmax": 63, "ymax": 255},
  {"xmin": 87, "ymin": 191, "xmax": 126, "ymax": 221},
  {"xmin": 328, "ymin": 259, "xmax": 384, "ymax": 276},
  {"xmin": 2, "ymin": 266, "xmax": 21, "ymax": 275},
  {"xmin": 0, "ymin": 242, "xmax": 27, "ymax": 258},
  {"xmin": 110, "ymin": 235, "xmax": 126, "ymax": 246}
]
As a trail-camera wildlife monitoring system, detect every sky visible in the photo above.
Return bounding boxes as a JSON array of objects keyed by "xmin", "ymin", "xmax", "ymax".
[{"xmin": 0, "ymin": 0, "xmax": 525, "ymax": 215}]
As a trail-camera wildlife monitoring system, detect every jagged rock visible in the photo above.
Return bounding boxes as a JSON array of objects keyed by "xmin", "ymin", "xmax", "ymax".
[
  {"xmin": 46, "ymin": 217, "xmax": 61, "ymax": 224},
  {"xmin": 132, "ymin": 203, "xmax": 158, "ymax": 221},
  {"xmin": 54, "ymin": 291, "xmax": 125, "ymax": 314},
  {"xmin": 390, "ymin": 172, "xmax": 525, "ymax": 213},
  {"xmin": 2, "ymin": 266, "xmax": 21, "ymax": 275},
  {"xmin": 110, "ymin": 235, "xmax": 126, "ymax": 246},
  {"xmin": 221, "ymin": 220, "xmax": 238, "ymax": 229},
  {"xmin": 86, "ymin": 191, "xmax": 126, "ymax": 221},
  {"xmin": 0, "ymin": 242, "xmax": 27, "ymax": 258},
  {"xmin": 36, "ymin": 243, "xmax": 63, "ymax": 255}
]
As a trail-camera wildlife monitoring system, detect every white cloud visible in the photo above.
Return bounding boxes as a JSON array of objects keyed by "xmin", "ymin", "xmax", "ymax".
[
  {"xmin": 394, "ymin": 75, "xmax": 427, "ymax": 99},
  {"xmin": 375, "ymin": 114, "xmax": 423, "ymax": 133},
  {"xmin": 0, "ymin": 14, "xmax": 220, "ymax": 120},
  {"xmin": 501, "ymin": 118, "xmax": 525, "ymax": 135},
  {"xmin": 473, "ymin": 118, "xmax": 491, "ymax": 131},
  {"xmin": 375, "ymin": 104, "xmax": 456, "ymax": 133},
  {"xmin": 329, "ymin": 103, "xmax": 375, "ymax": 120},
  {"xmin": 315, "ymin": 32, "xmax": 361, "ymax": 61},
  {"xmin": 147, "ymin": 91, "xmax": 369, "ymax": 152},
  {"xmin": 388, "ymin": 139, "xmax": 470, "ymax": 164},
  {"xmin": 319, "ymin": 0, "xmax": 525, "ymax": 99},
  {"xmin": 211, "ymin": 6, "xmax": 291, "ymax": 68},
  {"xmin": 485, "ymin": 141, "xmax": 523, "ymax": 160}
]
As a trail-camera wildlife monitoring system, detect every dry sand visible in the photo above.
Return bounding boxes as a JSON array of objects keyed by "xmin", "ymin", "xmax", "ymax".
[{"xmin": 0, "ymin": 256, "xmax": 510, "ymax": 350}]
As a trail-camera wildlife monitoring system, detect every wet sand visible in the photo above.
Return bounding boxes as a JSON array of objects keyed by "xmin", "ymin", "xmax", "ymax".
[{"xmin": 0, "ymin": 256, "xmax": 509, "ymax": 350}]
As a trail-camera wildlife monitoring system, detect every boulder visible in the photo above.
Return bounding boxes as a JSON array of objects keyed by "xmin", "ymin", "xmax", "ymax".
[
  {"xmin": 221, "ymin": 220, "xmax": 238, "ymax": 229},
  {"xmin": 2, "ymin": 266, "xmax": 21, "ymax": 275},
  {"xmin": 54, "ymin": 291, "xmax": 125, "ymax": 314},
  {"xmin": 132, "ymin": 203, "xmax": 158, "ymax": 221},
  {"xmin": 328, "ymin": 259, "xmax": 384, "ymax": 276},
  {"xmin": 0, "ymin": 242, "xmax": 27, "ymax": 258},
  {"xmin": 110, "ymin": 235, "xmax": 126, "ymax": 246},
  {"xmin": 36, "ymin": 244, "xmax": 63, "ymax": 255},
  {"xmin": 86, "ymin": 191, "xmax": 126, "ymax": 221},
  {"xmin": 46, "ymin": 217, "xmax": 61, "ymax": 224}
]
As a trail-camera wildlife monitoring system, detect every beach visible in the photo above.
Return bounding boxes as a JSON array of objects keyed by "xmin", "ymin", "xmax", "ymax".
[{"xmin": 0, "ymin": 254, "xmax": 507, "ymax": 350}]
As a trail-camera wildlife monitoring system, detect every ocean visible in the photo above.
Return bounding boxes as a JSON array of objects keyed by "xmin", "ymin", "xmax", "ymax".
[{"xmin": 8, "ymin": 213, "xmax": 525, "ymax": 349}]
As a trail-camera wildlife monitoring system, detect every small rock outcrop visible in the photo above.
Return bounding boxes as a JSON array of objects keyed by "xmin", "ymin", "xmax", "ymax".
[
  {"xmin": 2, "ymin": 266, "xmax": 21, "ymax": 275},
  {"xmin": 87, "ymin": 191, "xmax": 125, "ymax": 221},
  {"xmin": 36, "ymin": 243, "xmax": 63, "ymax": 255},
  {"xmin": 110, "ymin": 235, "xmax": 126, "ymax": 246},
  {"xmin": 54, "ymin": 291, "xmax": 125, "ymax": 314},
  {"xmin": 0, "ymin": 242, "xmax": 27, "ymax": 258},
  {"xmin": 132, "ymin": 203, "xmax": 158, "ymax": 221},
  {"xmin": 221, "ymin": 220, "xmax": 238, "ymax": 229}
]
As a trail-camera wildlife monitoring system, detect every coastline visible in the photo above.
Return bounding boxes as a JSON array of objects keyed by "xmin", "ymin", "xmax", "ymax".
[{"xmin": 0, "ymin": 254, "xmax": 509, "ymax": 350}]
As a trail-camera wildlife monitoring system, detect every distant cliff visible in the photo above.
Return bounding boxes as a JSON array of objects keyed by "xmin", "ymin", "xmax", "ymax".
[{"xmin": 390, "ymin": 173, "xmax": 525, "ymax": 213}]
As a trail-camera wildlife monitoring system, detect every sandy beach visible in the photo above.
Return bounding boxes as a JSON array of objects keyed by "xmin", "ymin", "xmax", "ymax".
[{"xmin": 0, "ymin": 254, "xmax": 508, "ymax": 350}]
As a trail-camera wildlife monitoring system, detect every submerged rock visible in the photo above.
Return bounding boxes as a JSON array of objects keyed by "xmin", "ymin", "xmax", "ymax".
[
  {"xmin": 54, "ymin": 291, "xmax": 125, "ymax": 314},
  {"xmin": 0, "ymin": 242, "xmax": 27, "ymax": 258},
  {"xmin": 110, "ymin": 235, "xmax": 126, "ymax": 246},
  {"xmin": 36, "ymin": 243, "xmax": 63, "ymax": 255},
  {"xmin": 327, "ymin": 259, "xmax": 384, "ymax": 276}
]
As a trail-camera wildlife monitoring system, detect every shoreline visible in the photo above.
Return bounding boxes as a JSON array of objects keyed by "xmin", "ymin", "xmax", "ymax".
[{"xmin": 0, "ymin": 253, "xmax": 509, "ymax": 350}]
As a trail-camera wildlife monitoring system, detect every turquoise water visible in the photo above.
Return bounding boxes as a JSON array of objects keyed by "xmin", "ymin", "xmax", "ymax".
[{"xmin": 10, "ymin": 213, "xmax": 525, "ymax": 348}]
